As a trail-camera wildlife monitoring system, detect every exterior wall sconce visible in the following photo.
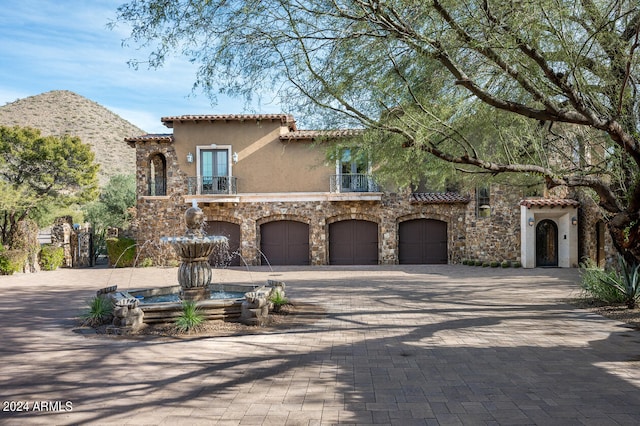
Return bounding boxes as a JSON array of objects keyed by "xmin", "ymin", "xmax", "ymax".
[
  {"xmin": 186, "ymin": 152, "xmax": 194, "ymax": 163},
  {"xmin": 528, "ymin": 217, "xmax": 535, "ymax": 227},
  {"xmin": 232, "ymin": 152, "xmax": 239, "ymax": 164},
  {"xmin": 571, "ymin": 216, "xmax": 578, "ymax": 226}
]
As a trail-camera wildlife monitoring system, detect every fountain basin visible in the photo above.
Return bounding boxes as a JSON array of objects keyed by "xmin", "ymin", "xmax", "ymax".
[{"xmin": 123, "ymin": 283, "xmax": 263, "ymax": 324}]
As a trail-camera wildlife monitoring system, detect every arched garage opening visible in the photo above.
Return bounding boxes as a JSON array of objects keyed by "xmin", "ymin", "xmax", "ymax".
[
  {"xmin": 399, "ymin": 219, "xmax": 448, "ymax": 264},
  {"xmin": 204, "ymin": 221, "xmax": 241, "ymax": 266},
  {"xmin": 329, "ymin": 220, "xmax": 378, "ymax": 265},
  {"xmin": 260, "ymin": 221, "xmax": 310, "ymax": 265}
]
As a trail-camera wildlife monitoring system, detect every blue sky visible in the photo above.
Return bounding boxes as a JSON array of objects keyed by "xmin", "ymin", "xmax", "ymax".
[{"xmin": 0, "ymin": 0, "xmax": 281, "ymax": 133}]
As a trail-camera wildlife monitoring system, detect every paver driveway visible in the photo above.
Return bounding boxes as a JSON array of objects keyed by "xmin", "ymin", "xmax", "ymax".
[{"xmin": 1, "ymin": 265, "xmax": 639, "ymax": 425}]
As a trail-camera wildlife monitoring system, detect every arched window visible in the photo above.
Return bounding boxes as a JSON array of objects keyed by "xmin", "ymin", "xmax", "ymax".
[{"xmin": 149, "ymin": 154, "xmax": 166, "ymax": 196}]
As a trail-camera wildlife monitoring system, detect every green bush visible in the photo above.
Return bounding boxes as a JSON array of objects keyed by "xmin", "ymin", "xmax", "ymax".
[
  {"xmin": 482, "ymin": 262, "xmax": 490, "ymax": 267},
  {"xmin": 140, "ymin": 257, "xmax": 153, "ymax": 268},
  {"xmin": 501, "ymin": 260, "xmax": 511, "ymax": 268},
  {"xmin": 490, "ymin": 261, "xmax": 500, "ymax": 267},
  {"xmin": 579, "ymin": 260, "xmax": 626, "ymax": 304},
  {"xmin": 106, "ymin": 237, "xmax": 136, "ymax": 267},
  {"xmin": 39, "ymin": 244, "xmax": 65, "ymax": 271},
  {"xmin": 0, "ymin": 246, "xmax": 28, "ymax": 275},
  {"xmin": 474, "ymin": 260, "xmax": 483, "ymax": 266},
  {"xmin": 512, "ymin": 261, "xmax": 522, "ymax": 268}
]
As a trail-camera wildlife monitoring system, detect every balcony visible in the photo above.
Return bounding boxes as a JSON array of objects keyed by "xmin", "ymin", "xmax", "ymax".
[
  {"xmin": 330, "ymin": 174, "xmax": 379, "ymax": 193},
  {"xmin": 187, "ymin": 176, "xmax": 237, "ymax": 195}
]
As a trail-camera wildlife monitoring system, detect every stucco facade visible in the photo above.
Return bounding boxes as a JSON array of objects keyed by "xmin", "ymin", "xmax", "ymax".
[{"xmin": 126, "ymin": 114, "xmax": 613, "ymax": 268}]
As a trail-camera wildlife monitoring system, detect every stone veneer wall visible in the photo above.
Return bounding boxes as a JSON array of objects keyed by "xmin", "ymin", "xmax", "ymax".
[
  {"xmin": 574, "ymin": 190, "xmax": 616, "ymax": 267},
  {"xmin": 132, "ymin": 193, "xmax": 470, "ymax": 266},
  {"xmin": 464, "ymin": 185, "xmax": 523, "ymax": 263}
]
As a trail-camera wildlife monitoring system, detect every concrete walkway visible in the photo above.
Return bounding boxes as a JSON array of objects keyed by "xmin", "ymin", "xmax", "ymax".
[{"xmin": 1, "ymin": 265, "xmax": 639, "ymax": 425}]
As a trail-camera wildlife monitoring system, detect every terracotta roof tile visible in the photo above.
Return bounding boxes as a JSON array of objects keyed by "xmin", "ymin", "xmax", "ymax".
[
  {"xmin": 520, "ymin": 198, "xmax": 580, "ymax": 208},
  {"xmin": 161, "ymin": 114, "xmax": 296, "ymax": 129},
  {"xmin": 124, "ymin": 134, "xmax": 174, "ymax": 146},
  {"xmin": 410, "ymin": 192, "xmax": 470, "ymax": 204},
  {"xmin": 280, "ymin": 128, "xmax": 363, "ymax": 141}
]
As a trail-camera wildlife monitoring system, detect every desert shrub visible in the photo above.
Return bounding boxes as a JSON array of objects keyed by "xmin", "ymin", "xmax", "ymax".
[
  {"xmin": 0, "ymin": 246, "xmax": 28, "ymax": 275},
  {"xmin": 39, "ymin": 244, "xmax": 65, "ymax": 271},
  {"xmin": 579, "ymin": 260, "xmax": 626, "ymax": 304},
  {"xmin": 175, "ymin": 301, "xmax": 204, "ymax": 333},
  {"xmin": 140, "ymin": 257, "xmax": 153, "ymax": 268},
  {"xmin": 81, "ymin": 296, "xmax": 113, "ymax": 327},
  {"xmin": 105, "ymin": 237, "xmax": 136, "ymax": 267}
]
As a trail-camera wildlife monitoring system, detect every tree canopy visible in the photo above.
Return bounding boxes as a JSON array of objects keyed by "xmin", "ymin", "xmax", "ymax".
[
  {"xmin": 0, "ymin": 126, "xmax": 98, "ymax": 247},
  {"xmin": 113, "ymin": 0, "xmax": 640, "ymax": 263}
]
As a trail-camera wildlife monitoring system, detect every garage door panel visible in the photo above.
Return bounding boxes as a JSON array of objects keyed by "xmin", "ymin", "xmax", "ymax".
[
  {"xmin": 260, "ymin": 221, "xmax": 309, "ymax": 265},
  {"xmin": 399, "ymin": 219, "xmax": 447, "ymax": 264},
  {"xmin": 329, "ymin": 220, "xmax": 378, "ymax": 265},
  {"xmin": 205, "ymin": 221, "xmax": 241, "ymax": 266}
]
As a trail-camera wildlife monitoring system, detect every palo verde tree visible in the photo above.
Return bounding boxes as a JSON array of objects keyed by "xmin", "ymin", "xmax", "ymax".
[
  {"xmin": 0, "ymin": 126, "xmax": 99, "ymax": 248},
  {"xmin": 113, "ymin": 0, "xmax": 640, "ymax": 264}
]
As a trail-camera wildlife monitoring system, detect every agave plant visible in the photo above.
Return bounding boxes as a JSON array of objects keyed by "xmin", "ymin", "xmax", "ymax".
[
  {"xmin": 175, "ymin": 301, "xmax": 205, "ymax": 333},
  {"xmin": 81, "ymin": 296, "xmax": 113, "ymax": 327},
  {"xmin": 600, "ymin": 256, "xmax": 640, "ymax": 309}
]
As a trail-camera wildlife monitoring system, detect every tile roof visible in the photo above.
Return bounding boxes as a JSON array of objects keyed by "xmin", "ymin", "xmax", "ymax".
[
  {"xmin": 124, "ymin": 134, "xmax": 174, "ymax": 146},
  {"xmin": 520, "ymin": 198, "xmax": 580, "ymax": 208},
  {"xmin": 280, "ymin": 129, "xmax": 363, "ymax": 141},
  {"xmin": 410, "ymin": 192, "xmax": 470, "ymax": 204},
  {"xmin": 161, "ymin": 114, "xmax": 296, "ymax": 129}
]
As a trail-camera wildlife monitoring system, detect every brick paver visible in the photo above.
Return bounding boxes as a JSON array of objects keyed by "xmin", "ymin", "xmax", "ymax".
[{"xmin": 1, "ymin": 265, "xmax": 639, "ymax": 425}]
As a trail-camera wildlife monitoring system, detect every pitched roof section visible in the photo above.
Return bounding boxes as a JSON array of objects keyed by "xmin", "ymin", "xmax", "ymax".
[
  {"xmin": 124, "ymin": 133, "xmax": 174, "ymax": 147},
  {"xmin": 520, "ymin": 198, "xmax": 580, "ymax": 208},
  {"xmin": 410, "ymin": 192, "xmax": 470, "ymax": 204},
  {"xmin": 161, "ymin": 114, "xmax": 297, "ymax": 129},
  {"xmin": 280, "ymin": 128, "xmax": 363, "ymax": 141}
]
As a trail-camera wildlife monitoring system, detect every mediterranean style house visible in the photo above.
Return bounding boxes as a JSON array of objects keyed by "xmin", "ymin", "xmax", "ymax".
[{"xmin": 125, "ymin": 114, "xmax": 612, "ymax": 268}]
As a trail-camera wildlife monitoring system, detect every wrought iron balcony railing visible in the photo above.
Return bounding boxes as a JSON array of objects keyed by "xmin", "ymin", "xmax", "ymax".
[
  {"xmin": 149, "ymin": 178, "xmax": 167, "ymax": 196},
  {"xmin": 330, "ymin": 174, "xmax": 379, "ymax": 193},
  {"xmin": 187, "ymin": 176, "xmax": 237, "ymax": 195}
]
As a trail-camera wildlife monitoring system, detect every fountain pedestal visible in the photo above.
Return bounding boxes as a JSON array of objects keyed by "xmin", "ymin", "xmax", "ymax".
[{"xmin": 162, "ymin": 205, "xmax": 228, "ymax": 302}]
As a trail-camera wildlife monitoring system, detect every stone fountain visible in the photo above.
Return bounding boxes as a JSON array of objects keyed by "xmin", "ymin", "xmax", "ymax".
[{"xmin": 161, "ymin": 203, "xmax": 228, "ymax": 301}]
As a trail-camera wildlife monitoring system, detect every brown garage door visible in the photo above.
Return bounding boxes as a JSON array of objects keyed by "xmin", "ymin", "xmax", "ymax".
[
  {"xmin": 329, "ymin": 220, "xmax": 378, "ymax": 265},
  {"xmin": 260, "ymin": 221, "xmax": 309, "ymax": 265},
  {"xmin": 399, "ymin": 219, "xmax": 447, "ymax": 264},
  {"xmin": 205, "ymin": 221, "xmax": 241, "ymax": 266}
]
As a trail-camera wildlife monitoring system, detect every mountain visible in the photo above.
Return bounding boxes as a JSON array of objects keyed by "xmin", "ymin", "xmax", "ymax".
[{"xmin": 0, "ymin": 90, "xmax": 145, "ymax": 185}]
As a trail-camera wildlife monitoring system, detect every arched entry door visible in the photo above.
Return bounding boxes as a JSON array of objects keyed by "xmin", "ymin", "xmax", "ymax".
[{"xmin": 536, "ymin": 219, "xmax": 558, "ymax": 267}]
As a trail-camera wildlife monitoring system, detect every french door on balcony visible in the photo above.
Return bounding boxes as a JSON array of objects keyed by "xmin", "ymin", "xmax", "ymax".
[
  {"xmin": 339, "ymin": 148, "xmax": 369, "ymax": 192},
  {"xmin": 200, "ymin": 148, "xmax": 229, "ymax": 194}
]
